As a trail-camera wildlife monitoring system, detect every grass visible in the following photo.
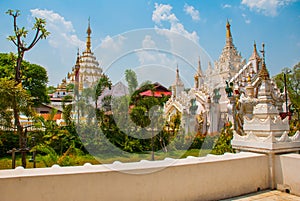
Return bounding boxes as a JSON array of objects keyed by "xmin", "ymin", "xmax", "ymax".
[{"xmin": 0, "ymin": 149, "xmax": 212, "ymax": 170}]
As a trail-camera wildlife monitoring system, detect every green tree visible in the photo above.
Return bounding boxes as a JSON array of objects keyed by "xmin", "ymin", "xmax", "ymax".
[
  {"xmin": 95, "ymin": 74, "xmax": 112, "ymax": 122},
  {"xmin": 62, "ymin": 95, "xmax": 73, "ymax": 126},
  {"xmin": 0, "ymin": 78, "xmax": 33, "ymax": 128},
  {"xmin": 95, "ymin": 74, "xmax": 112, "ymax": 107},
  {"xmin": 125, "ymin": 69, "xmax": 138, "ymax": 95},
  {"xmin": 128, "ymin": 83, "xmax": 170, "ymax": 157},
  {"xmin": 46, "ymin": 85, "xmax": 56, "ymax": 94},
  {"xmin": 5, "ymin": 9, "xmax": 49, "ymax": 168},
  {"xmin": 34, "ymin": 108, "xmax": 82, "ymax": 156},
  {"xmin": 0, "ymin": 53, "xmax": 49, "ymax": 105},
  {"xmin": 273, "ymin": 63, "xmax": 300, "ymax": 129}
]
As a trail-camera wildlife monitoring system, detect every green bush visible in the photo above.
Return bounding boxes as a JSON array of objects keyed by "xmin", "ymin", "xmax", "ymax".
[
  {"xmin": 211, "ymin": 122, "xmax": 235, "ymax": 155},
  {"xmin": 0, "ymin": 131, "xmax": 19, "ymax": 157}
]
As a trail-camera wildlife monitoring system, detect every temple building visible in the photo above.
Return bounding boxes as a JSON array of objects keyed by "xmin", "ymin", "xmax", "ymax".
[
  {"xmin": 165, "ymin": 21, "xmax": 285, "ymax": 135},
  {"xmin": 67, "ymin": 19, "xmax": 103, "ymax": 93},
  {"xmin": 49, "ymin": 20, "xmax": 103, "ymax": 105}
]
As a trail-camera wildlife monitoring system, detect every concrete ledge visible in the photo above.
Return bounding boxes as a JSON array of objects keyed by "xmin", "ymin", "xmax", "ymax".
[{"xmin": 0, "ymin": 152, "xmax": 269, "ymax": 201}]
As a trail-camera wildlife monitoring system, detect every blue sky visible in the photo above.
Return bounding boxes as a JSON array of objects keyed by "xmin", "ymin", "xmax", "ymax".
[{"xmin": 0, "ymin": 0, "xmax": 299, "ymax": 87}]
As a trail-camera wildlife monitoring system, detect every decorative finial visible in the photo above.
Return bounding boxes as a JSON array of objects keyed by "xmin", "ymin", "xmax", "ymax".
[
  {"xmin": 253, "ymin": 41, "xmax": 257, "ymax": 53},
  {"xmin": 86, "ymin": 17, "xmax": 92, "ymax": 52},
  {"xmin": 175, "ymin": 64, "xmax": 181, "ymax": 82},
  {"xmin": 260, "ymin": 42, "xmax": 265, "ymax": 62},
  {"xmin": 258, "ymin": 43, "xmax": 269, "ymax": 80},
  {"xmin": 87, "ymin": 17, "xmax": 91, "ymax": 35},
  {"xmin": 198, "ymin": 56, "xmax": 202, "ymax": 76},
  {"xmin": 226, "ymin": 19, "xmax": 232, "ymax": 38},
  {"xmin": 249, "ymin": 40, "xmax": 261, "ymax": 61}
]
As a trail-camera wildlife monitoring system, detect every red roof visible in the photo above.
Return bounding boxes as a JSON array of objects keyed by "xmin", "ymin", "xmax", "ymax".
[
  {"xmin": 139, "ymin": 82, "xmax": 172, "ymax": 97},
  {"xmin": 140, "ymin": 90, "xmax": 172, "ymax": 97}
]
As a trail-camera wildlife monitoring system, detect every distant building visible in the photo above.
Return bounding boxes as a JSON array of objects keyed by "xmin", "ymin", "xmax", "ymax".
[
  {"xmin": 49, "ymin": 20, "xmax": 104, "ymax": 108},
  {"xmin": 139, "ymin": 82, "xmax": 171, "ymax": 98},
  {"xmin": 67, "ymin": 19, "xmax": 103, "ymax": 93}
]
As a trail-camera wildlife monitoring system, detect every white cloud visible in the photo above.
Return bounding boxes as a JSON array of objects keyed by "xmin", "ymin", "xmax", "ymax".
[
  {"xmin": 222, "ymin": 4, "xmax": 232, "ymax": 9},
  {"xmin": 183, "ymin": 4, "xmax": 200, "ymax": 21},
  {"xmin": 152, "ymin": 3, "xmax": 178, "ymax": 24},
  {"xmin": 30, "ymin": 9, "xmax": 85, "ymax": 49},
  {"xmin": 242, "ymin": 13, "xmax": 251, "ymax": 24},
  {"xmin": 137, "ymin": 35, "xmax": 157, "ymax": 64},
  {"xmin": 241, "ymin": 0, "xmax": 296, "ymax": 16},
  {"xmin": 152, "ymin": 3, "xmax": 199, "ymax": 43},
  {"xmin": 137, "ymin": 35, "xmax": 175, "ymax": 67},
  {"xmin": 142, "ymin": 35, "xmax": 156, "ymax": 48},
  {"xmin": 100, "ymin": 35, "xmax": 126, "ymax": 52},
  {"xmin": 135, "ymin": 35, "xmax": 178, "ymax": 87}
]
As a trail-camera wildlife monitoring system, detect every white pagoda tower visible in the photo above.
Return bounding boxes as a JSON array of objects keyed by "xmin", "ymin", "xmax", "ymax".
[
  {"xmin": 68, "ymin": 19, "xmax": 102, "ymax": 92},
  {"xmin": 231, "ymin": 48, "xmax": 300, "ymax": 153}
]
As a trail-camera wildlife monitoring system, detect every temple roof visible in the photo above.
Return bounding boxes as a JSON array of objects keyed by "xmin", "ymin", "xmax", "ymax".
[{"xmin": 139, "ymin": 82, "xmax": 171, "ymax": 97}]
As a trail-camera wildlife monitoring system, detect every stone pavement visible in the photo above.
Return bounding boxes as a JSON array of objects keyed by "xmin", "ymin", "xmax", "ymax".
[{"xmin": 221, "ymin": 190, "xmax": 300, "ymax": 201}]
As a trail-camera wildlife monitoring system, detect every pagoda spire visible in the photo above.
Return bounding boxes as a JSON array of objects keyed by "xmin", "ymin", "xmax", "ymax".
[
  {"xmin": 258, "ymin": 43, "xmax": 270, "ymax": 80},
  {"xmin": 225, "ymin": 19, "xmax": 234, "ymax": 51},
  {"xmin": 197, "ymin": 56, "xmax": 203, "ymax": 77},
  {"xmin": 194, "ymin": 57, "xmax": 204, "ymax": 89},
  {"xmin": 249, "ymin": 41, "xmax": 261, "ymax": 61},
  {"xmin": 176, "ymin": 64, "xmax": 180, "ymax": 80},
  {"xmin": 172, "ymin": 64, "xmax": 184, "ymax": 98},
  {"xmin": 173, "ymin": 64, "xmax": 184, "ymax": 87},
  {"xmin": 86, "ymin": 17, "xmax": 92, "ymax": 52},
  {"xmin": 226, "ymin": 19, "xmax": 232, "ymax": 39}
]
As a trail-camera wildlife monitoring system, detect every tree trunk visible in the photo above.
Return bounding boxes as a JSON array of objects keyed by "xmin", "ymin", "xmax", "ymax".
[
  {"xmin": 12, "ymin": 95, "xmax": 26, "ymax": 168},
  {"xmin": 15, "ymin": 52, "xmax": 23, "ymax": 84}
]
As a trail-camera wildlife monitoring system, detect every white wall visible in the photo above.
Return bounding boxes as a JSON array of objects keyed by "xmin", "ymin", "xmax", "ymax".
[
  {"xmin": 275, "ymin": 153, "xmax": 300, "ymax": 196},
  {"xmin": 0, "ymin": 152, "xmax": 269, "ymax": 201}
]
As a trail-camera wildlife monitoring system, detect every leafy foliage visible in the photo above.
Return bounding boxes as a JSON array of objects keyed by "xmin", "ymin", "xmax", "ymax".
[
  {"xmin": 0, "ymin": 78, "xmax": 33, "ymax": 127},
  {"xmin": 211, "ymin": 122, "xmax": 235, "ymax": 155},
  {"xmin": 125, "ymin": 69, "xmax": 138, "ymax": 95},
  {"xmin": 0, "ymin": 53, "xmax": 49, "ymax": 105},
  {"xmin": 0, "ymin": 131, "xmax": 19, "ymax": 156}
]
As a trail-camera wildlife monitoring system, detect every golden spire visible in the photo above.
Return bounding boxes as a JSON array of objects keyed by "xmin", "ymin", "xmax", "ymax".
[
  {"xmin": 86, "ymin": 17, "xmax": 92, "ymax": 52},
  {"xmin": 226, "ymin": 19, "xmax": 232, "ymax": 39},
  {"xmin": 258, "ymin": 43, "xmax": 270, "ymax": 80}
]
